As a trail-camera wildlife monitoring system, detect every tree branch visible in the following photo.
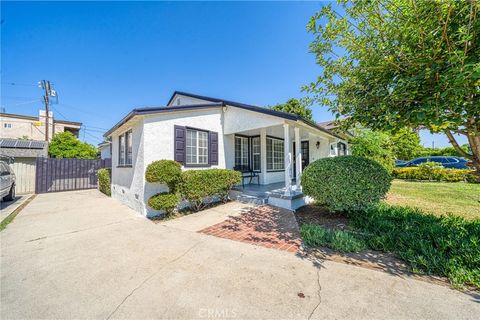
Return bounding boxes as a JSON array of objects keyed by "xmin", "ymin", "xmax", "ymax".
[{"xmin": 444, "ymin": 129, "xmax": 471, "ymax": 158}]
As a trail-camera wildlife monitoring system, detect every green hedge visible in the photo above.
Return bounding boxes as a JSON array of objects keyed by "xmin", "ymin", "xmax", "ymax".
[
  {"xmin": 148, "ymin": 192, "xmax": 180, "ymax": 216},
  {"xmin": 145, "ymin": 160, "xmax": 182, "ymax": 191},
  {"xmin": 301, "ymin": 156, "xmax": 392, "ymax": 212},
  {"xmin": 179, "ymin": 169, "xmax": 241, "ymax": 211},
  {"xmin": 392, "ymin": 167, "xmax": 477, "ymax": 183},
  {"xmin": 98, "ymin": 168, "xmax": 111, "ymax": 196}
]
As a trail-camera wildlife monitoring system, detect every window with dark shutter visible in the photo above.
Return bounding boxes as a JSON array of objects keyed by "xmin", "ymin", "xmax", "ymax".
[
  {"xmin": 174, "ymin": 125, "xmax": 186, "ymax": 164},
  {"xmin": 210, "ymin": 131, "xmax": 218, "ymax": 165}
]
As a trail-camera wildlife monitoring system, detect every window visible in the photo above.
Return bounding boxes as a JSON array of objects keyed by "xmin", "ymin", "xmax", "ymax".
[
  {"xmin": 337, "ymin": 142, "xmax": 347, "ymax": 156},
  {"xmin": 252, "ymin": 137, "xmax": 261, "ymax": 171},
  {"xmin": 119, "ymin": 134, "xmax": 125, "ymax": 166},
  {"xmin": 126, "ymin": 131, "xmax": 132, "ymax": 165},
  {"xmin": 235, "ymin": 136, "xmax": 249, "ymax": 169},
  {"xmin": 186, "ymin": 129, "xmax": 209, "ymax": 165},
  {"xmin": 267, "ymin": 137, "xmax": 284, "ymax": 171},
  {"xmin": 118, "ymin": 130, "xmax": 132, "ymax": 166},
  {"xmin": 3, "ymin": 123, "xmax": 12, "ymax": 128}
]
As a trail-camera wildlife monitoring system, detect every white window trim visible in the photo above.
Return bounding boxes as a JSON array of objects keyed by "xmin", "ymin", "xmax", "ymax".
[
  {"xmin": 267, "ymin": 137, "xmax": 285, "ymax": 171},
  {"xmin": 251, "ymin": 136, "xmax": 261, "ymax": 172},
  {"xmin": 186, "ymin": 129, "xmax": 209, "ymax": 165},
  {"xmin": 118, "ymin": 130, "xmax": 132, "ymax": 167}
]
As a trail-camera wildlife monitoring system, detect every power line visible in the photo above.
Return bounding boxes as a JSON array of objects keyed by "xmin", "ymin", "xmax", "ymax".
[{"xmin": 1, "ymin": 82, "xmax": 38, "ymax": 87}]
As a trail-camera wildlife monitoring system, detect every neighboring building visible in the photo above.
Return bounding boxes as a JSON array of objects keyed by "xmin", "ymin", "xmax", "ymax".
[
  {"xmin": 0, "ymin": 138, "xmax": 48, "ymax": 194},
  {"xmin": 104, "ymin": 91, "xmax": 349, "ymax": 217},
  {"xmin": 98, "ymin": 140, "xmax": 112, "ymax": 159},
  {"xmin": 0, "ymin": 110, "xmax": 82, "ymax": 141}
]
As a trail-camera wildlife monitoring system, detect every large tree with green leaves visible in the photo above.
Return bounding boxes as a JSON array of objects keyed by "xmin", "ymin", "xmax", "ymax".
[
  {"xmin": 306, "ymin": 0, "xmax": 480, "ymax": 172},
  {"xmin": 270, "ymin": 98, "xmax": 313, "ymax": 120},
  {"xmin": 49, "ymin": 131, "xmax": 98, "ymax": 159}
]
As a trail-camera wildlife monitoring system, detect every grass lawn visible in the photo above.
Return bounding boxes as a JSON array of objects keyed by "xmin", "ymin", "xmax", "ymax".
[{"xmin": 386, "ymin": 180, "xmax": 480, "ymax": 220}]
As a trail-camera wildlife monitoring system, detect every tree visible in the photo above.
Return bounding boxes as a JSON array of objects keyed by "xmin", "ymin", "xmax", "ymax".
[
  {"xmin": 350, "ymin": 129, "xmax": 395, "ymax": 171},
  {"xmin": 270, "ymin": 98, "xmax": 313, "ymax": 120},
  {"xmin": 390, "ymin": 128, "xmax": 422, "ymax": 160},
  {"xmin": 306, "ymin": 0, "xmax": 480, "ymax": 172},
  {"xmin": 48, "ymin": 131, "xmax": 98, "ymax": 159}
]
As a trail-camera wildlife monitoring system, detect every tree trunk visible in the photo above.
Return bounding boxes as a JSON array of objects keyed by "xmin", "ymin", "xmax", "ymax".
[{"xmin": 445, "ymin": 129, "xmax": 480, "ymax": 174}]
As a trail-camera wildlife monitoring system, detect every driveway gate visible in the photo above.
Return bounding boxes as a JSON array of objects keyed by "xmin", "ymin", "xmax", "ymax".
[{"xmin": 35, "ymin": 158, "xmax": 111, "ymax": 194}]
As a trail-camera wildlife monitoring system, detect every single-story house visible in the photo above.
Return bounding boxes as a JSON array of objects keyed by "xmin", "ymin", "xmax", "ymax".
[
  {"xmin": 104, "ymin": 91, "xmax": 349, "ymax": 216},
  {"xmin": 98, "ymin": 140, "xmax": 112, "ymax": 160}
]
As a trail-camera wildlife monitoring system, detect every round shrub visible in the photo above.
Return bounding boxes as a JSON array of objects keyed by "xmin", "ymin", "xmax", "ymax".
[
  {"xmin": 145, "ymin": 160, "xmax": 182, "ymax": 191},
  {"xmin": 148, "ymin": 192, "xmax": 180, "ymax": 215},
  {"xmin": 301, "ymin": 156, "xmax": 392, "ymax": 212}
]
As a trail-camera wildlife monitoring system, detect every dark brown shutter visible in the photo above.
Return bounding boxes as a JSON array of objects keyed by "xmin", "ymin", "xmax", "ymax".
[
  {"xmin": 174, "ymin": 125, "xmax": 186, "ymax": 164},
  {"xmin": 209, "ymin": 131, "xmax": 218, "ymax": 165}
]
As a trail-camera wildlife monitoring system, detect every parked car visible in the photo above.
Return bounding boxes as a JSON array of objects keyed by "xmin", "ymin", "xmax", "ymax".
[
  {"xmin": 0, "ymin": 160, "xmax": 16, "ymax": 201},
  {"xmin": 395, "ymin": 159, "xmax": 407, "ymax": 166},
  {"xmin": 395, "ymin": 156, "xmax": 470, "ymax": 169}
]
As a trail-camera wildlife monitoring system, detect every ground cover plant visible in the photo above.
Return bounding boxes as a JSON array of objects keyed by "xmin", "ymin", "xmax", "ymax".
[
  {"xmin": 349, "ymin": 203, "xmax": 480, "ymax": 289},
  {"xmin": 300, "ymin": 224, "xmax": 366, "ymax": 253}
]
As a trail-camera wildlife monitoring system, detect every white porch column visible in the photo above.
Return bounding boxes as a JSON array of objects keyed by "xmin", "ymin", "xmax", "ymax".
[
  {"xmin": 284, "ymin": 123, "xmax": 291, "ymax": 196},
  {"xmin": 294, "ymin": 127, "xmax": 301, "ymax": 191},
  {"xmin": 260, "ymin": 128, "xmax": 267, "ymax": 184}
]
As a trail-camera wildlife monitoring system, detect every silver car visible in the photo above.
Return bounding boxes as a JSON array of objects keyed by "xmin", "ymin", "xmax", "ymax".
[{"xmin": 0, "ymin": 160, "xmax": 16, "ymax": 201}]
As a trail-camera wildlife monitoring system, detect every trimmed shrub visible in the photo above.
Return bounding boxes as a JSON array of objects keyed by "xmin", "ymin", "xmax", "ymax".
[
  {"xmin": 350, "ymin": 203, "xmax": 480, "ymax": 289},
  {"xmin": 148, "ymin": 192, "xmax": 180, "ymax": 216},
  {"xmin": 392, "ymin": 167, "xmax": 475, "ymax": 183},
  {"xmin": 98, "ymin": 168, "xmax": 111, "ymax": 196},
  {"xmin": 300, "ymin": 224, "xmax": 366, "ymax": 253},
  {"xmin": 179, "ymin": 169, "xmax": 241, "ymax": 211},
  {"xmin": 145, "ymin": 160, "xmax": 182, "ymax": 191},
  {"xmin": 301, "ymin": 156, "xmax": 392, "ymax": 212}
]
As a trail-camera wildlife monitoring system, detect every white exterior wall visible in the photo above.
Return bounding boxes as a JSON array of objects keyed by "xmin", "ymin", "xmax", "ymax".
[
  {"xmin": 142, "ymin": 108, "xmax": 225, "ymax": 217},
  {"xmin": 111, "ymin": 120, "xmax": 146, "ymax": 215},
  {"xmin": 100, "ymin": 145, "xmax": 111, "ymax": 159}
]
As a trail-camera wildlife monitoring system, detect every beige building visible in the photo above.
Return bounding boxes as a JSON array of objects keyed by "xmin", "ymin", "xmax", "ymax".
[{"xmin": 0, "ymin": 110, "xmax": 82, "ymax": 141}]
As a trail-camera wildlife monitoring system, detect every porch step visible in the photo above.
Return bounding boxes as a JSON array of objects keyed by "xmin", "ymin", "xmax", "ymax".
[{"xmin": 229, "ymin": 190, "xmax": 268, "ymax": 205}]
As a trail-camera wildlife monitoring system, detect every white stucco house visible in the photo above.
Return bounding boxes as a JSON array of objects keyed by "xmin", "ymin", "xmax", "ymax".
[{"xmin": 104, "ymin": 91, "xmax": 349, "ymax": 216}]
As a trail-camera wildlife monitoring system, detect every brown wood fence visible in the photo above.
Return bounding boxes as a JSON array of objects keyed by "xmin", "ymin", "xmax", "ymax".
[{"xmin": 35, "ymin": 158, "xmax": 111, "ymax": 194}]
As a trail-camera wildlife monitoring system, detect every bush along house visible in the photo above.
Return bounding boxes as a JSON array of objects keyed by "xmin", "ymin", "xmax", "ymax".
[{"xmin": 103, "ymin": 91, "xmax": 349, "ymax": 216}]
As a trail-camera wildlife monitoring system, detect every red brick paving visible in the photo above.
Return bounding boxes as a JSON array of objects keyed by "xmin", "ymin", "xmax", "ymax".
[{"xmin": 199, "ymin": 205, "xmax": 301, "ymax": 253}]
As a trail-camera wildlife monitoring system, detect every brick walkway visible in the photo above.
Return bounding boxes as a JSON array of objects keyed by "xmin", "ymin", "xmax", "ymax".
[{"xmin": 199, "ymin": 205, "xmax": 301, "ymax": 253}]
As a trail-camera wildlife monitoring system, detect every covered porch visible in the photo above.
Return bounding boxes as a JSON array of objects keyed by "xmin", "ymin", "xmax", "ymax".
[{"xmin": 224, "ymin": 116, "xmax": 348, "ymax": 210}]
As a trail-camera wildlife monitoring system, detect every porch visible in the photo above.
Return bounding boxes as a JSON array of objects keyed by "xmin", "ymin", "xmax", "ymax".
[
  {"xmin": 224, "ymin": 117, "xmax": 347, "ymax": 210},
  {"xmin": 229, "ymin": 181, "xmax": 310, "ymax": 211}
]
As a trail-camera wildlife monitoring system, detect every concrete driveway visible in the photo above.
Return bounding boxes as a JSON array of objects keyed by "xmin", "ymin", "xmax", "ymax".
[{"xmin": 1, "ymin": 190, "xmax": 478, "ymax": 319}]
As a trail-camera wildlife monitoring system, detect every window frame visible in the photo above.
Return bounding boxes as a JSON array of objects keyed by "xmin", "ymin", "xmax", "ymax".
[
  {"xmin": 117, "ymin": 129, "xmax": 132, "ymax": 168},
  {"xmin": 234, "ymin": 135, "xmax": 250, "ymax": 170},
  {"xmin": 266, "ymin": 136, "xmax": 285, "ymax": 172},
  {"xmin": 185, "ymin": 127, "xmax": 210, "ymax": 167},
  {"xmin": 251, "ymin": 136, "xmax": 261, "ymax": 172}
]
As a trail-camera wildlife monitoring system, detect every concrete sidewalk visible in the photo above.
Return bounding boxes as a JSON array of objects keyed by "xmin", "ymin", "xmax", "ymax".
[{"xmin": 1, "ymin": 190, "xmax": 478, "ymax": 319}]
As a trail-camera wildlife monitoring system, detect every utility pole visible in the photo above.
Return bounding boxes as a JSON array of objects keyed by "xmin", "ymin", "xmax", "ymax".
[{"xmin": 39, "ymin": 80, "xmax": 58, "ymax": 141}]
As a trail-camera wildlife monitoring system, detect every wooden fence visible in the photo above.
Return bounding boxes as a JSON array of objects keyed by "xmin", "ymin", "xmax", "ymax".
[
  {"xmin": 10, "ymin": 158, "xmax": 37, "ymax": 194},
  {"xmin": 35, "ymin": 158, "xmax": 111, "ymax": 194}
]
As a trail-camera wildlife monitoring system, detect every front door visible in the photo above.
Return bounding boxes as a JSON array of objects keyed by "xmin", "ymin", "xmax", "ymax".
[{"xmin": 293, "ymin": 141, "xmax": 309, "ymax": 177}]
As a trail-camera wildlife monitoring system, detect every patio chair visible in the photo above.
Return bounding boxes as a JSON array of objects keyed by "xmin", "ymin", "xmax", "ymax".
[{"xmin": 234, "ymin": 165, "xmax": 260, "ymax": 188}]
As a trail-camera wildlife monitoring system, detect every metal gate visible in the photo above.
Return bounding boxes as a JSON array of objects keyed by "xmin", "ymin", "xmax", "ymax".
[{"xmin": 35, "ymin": 158, "xmax": 111, "ymax": 194}]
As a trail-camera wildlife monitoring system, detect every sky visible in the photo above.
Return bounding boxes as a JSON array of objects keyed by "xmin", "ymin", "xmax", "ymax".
[{"xmin": 1, "ymin": 1, "xmax": 464, "ymax": 148}]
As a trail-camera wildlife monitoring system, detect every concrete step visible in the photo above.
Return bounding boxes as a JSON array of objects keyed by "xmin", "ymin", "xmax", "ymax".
[{"xmin": 229, "ymin": 190, "xmax": 268, "ymax": 205}]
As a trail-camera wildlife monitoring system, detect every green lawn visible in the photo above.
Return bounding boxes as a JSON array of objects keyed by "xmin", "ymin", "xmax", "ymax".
[{"xmin": 386, "ymin": 180, "xmax": 480, "ymax": 220}]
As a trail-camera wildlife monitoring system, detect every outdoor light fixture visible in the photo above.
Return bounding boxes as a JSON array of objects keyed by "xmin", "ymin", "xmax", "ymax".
[{"xmin": 316, "ymin": 141, "xmax": 320, "ymax": 149}]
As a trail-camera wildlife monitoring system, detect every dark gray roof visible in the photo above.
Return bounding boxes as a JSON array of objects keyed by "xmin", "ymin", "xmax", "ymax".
[
  {"xmin": 104, "ymin": 92, "xmax": 343, "ymax": 139},
  {"xmin": 0, "ymin": 138, "xmax": 47, "ymax": 149}
]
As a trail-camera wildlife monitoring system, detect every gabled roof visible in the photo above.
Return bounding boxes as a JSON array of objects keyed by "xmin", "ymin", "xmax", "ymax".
[
  {"xmin": 167, "ymin": 91, "xmax": 343, "ymax": 139},
  {"xmin": 104, "ymin": 92, "xmax": 343, "ymax": 139}
]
